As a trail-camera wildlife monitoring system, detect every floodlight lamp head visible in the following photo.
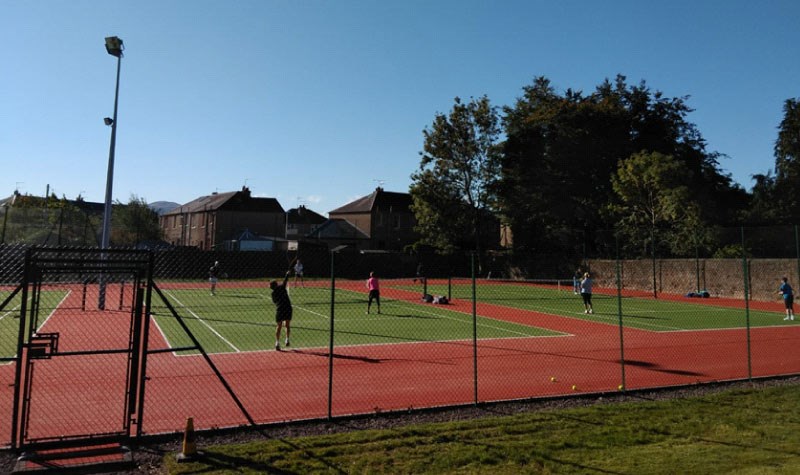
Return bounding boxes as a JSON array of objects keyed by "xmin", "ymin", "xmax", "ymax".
[
  {"xmin": 105, "ymin": 36, "xmax": 124, "ymax": 57},
  {"xmin": 104, "ymin": 117, "xmax": 114, "ymax": 126}
]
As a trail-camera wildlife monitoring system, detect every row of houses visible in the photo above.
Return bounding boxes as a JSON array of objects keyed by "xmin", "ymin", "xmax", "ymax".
[{"xmin": 160, "ymin": 186, "xmax": 419, "ymax": 252}]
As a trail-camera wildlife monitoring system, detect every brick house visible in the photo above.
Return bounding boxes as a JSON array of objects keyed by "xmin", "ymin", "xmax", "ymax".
[
  {"xmin": 160, "ymin": 186, "xmax": 285, "ymax": 250},
  {"xmin": 317, "ymin": 187, "xmax": 418, "ymax": 251}
]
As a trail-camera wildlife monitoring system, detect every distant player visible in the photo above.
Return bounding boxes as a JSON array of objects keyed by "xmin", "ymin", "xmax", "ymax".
[
  {"xmin": 573, "ymin": 268, "xmax": 582, "ymax": 294},
  {"xmin": 366, "ymin": 271, "xmax": 381, "ymax": 314},
  {"xmin": 209, "ymin": 261, "xmax": 220, "ymax": 296},
  {"xmin": 778, "ymin": 276, "xmax": 795, "ymax": 321},
  {"xmin": 270, "ymin": 270, "xmax": 293, "ymax": 350},
  {"xmin": 580, "ymin": 272, "xmax": 593, "ymax": 314},
  {"xmin": 294, "ymin": 259, "xmax": 304, "ymax": 287}
]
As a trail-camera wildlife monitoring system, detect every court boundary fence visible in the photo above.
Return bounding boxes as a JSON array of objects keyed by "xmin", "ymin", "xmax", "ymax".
[{"xmin": 1, "ymin": 242, "xmax": 799, "ymax": 453}]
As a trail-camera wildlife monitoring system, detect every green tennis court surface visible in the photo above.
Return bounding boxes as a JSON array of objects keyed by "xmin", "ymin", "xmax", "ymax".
[
  {"xmin": 151, "ymin": 286, "xmax": 562, "ymax": 355},
  {"xmin": 423, "ymin": 281, "xmax": 789, "ymax": 332},
  {"xmin": 0, "ymin": 289, "xmax": 69, "ymax": 359}
]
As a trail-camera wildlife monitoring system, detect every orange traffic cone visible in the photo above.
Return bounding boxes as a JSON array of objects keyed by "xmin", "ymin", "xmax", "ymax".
[{"xmin": 176, "ymin": 417, "xmax": 198, "ymax": 462}]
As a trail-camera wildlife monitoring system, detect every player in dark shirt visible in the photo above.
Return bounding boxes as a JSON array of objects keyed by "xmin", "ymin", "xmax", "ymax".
[{"xmin": 270, "ymin": 270, "xmax": 292, "ymax": 350}]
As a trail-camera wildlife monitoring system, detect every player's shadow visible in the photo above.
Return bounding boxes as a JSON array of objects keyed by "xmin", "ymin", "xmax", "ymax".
[
  {"xmin": 622, "ymin": 314, "xmax": 670, "ymax": 321},
  {"xmin": 390, "ymin": 313, "xmax": 440, "ymax": 320},
  {"xmin": 290, "ymin": 348, "xmax": 382, "ymax": 364},
  {"xmin": 621, "ymin": 359, "xmax": 704, "ymax": 377},
  {"xmin": 224, "ymin": 294, "xmax": 263, "ymax": 300}
]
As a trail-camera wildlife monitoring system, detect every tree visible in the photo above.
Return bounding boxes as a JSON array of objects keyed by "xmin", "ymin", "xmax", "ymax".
[
  {"xmin": 609, "ymin": 151, "xmax": 701, "ymax": 257},
  {"xmin": 497, "ymin": 75, "xmax": 746, "ymax": 260},
  {"xmin": 410, "ymin": 96, "xmax": 501, "ymax": 256},
  {"xmin": 111, "ymin": 195, "xmax": 162, "ymax": 246},
  {"xmin": 772, "ymin": 98, "xmax": 800, "ymax": 222},
  {"xmin": 775, "ymin": 98, "xmax": 800, "ymax": 177}
]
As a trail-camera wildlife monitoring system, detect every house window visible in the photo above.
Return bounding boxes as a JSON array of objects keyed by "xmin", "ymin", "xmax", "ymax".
[{"xmin": 393, "ymin": 215, "xmax": 401, "ymax": 229}]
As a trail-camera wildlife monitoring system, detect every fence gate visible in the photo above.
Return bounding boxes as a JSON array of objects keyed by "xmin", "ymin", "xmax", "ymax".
[{"xmin": 12, "ymin": 248, "xmax": 152, "ymax": 453}]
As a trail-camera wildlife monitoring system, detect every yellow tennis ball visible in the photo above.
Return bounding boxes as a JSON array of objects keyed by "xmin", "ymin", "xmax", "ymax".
[
  {"xmin": 571, "ymin": 384, "xmax": 577, "ymax": 391},
  {"xmin": 618, "ymin": 384, "xmax": 624, "ymax": 391},
  {"xmin": 550, "ymin": 376, "xmax": 556, "ymax": 382}
]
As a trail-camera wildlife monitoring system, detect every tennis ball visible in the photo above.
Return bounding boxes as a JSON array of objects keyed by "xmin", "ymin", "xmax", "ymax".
[
  {"xmin": 618, "ymin": 384, "xmax": 624, "ymax": 391},
  {"xmin": 550, "ymin": 376, "xmax": 556, "ymax": 382},
  {"xmin": 571, "ymin": 384, "xmax": 577, "ymax": 391}
]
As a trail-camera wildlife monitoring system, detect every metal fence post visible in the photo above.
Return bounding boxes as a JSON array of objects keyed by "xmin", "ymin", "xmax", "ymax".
[
  {"xmin": 472, "ymin": 252, "xmax": 478, "ymax": 405},
  {"xmin": 795, "ymin": 225, "xmax": 799, "ymax": 283},
  {"xmin": 616, "ymin": 234, "xmax": 626, "ymax": 391},
  {"xmin": 327, "ymin": 249, "xmax": 336, "ymax": 420},
  {"xmin": 651, "ymin": 226, "xmax": 657, "ymax": 299},
  {"xmin": 741, "ymin": 226, "xmax": 752, "ymax": 380}
]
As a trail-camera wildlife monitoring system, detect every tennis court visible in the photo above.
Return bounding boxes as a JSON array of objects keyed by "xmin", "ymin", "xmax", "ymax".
[
  {"xmin": 150, "ymin": 281, "xmax": 563, "ymax": 355},
  {"xmin": 3, "ymin": 271, "xmax": 800, "ymax": 449}
]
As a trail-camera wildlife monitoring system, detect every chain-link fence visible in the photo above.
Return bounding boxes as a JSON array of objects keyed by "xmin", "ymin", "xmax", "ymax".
[
  {"xmin": 0, "ymin": 203, "xmax": 103, "ymax": 247},
  {"xmin": 2, "ymin": 226, "xmax": 800, "ymax": 451}
]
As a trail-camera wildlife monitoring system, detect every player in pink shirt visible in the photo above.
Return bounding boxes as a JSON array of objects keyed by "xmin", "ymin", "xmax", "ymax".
[{"xmin": 366, "ymin": 271, "xmax": 381, "ymax": 314}]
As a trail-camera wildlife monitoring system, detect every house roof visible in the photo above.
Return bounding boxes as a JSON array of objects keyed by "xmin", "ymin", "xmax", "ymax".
[
  {"xmin": 287, "ymin": 205, "xmax": 327, "ymax": 225},
  {"xmin": 163, "ymin": 187, "xmax": 284, "ymax": 215},
  {"xmin": 329, "ymin": 187, "xmax": 412, "ymax": 214},
  {"xmin": 306, "ymin": 219, "xmax": 369, "ymax": 240},
  {"xmin": 1, "ymin": 192, "xmax": 104, "ymax": 214},
  {"xmin": 236, "ymin": 229, "xmax": 273, "ymax": 241}
]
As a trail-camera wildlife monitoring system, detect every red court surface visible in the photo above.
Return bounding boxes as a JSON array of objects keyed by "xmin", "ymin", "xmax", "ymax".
[{"xmin": 2, "ymin": 281, "xmax": 799, "ymax": 448}]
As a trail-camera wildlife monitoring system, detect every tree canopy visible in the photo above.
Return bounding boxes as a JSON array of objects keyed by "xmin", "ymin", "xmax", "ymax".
[
  {"xmin": 410, "ymin": 96, "xmax": 501, "ymax": 254},
  {"xmin": 410, "ymin": 76, "xmax": 793, "ymax": 263},
  {"xmin": 497, "ymin": 76, "xmax": 748, "ymax": 254}
]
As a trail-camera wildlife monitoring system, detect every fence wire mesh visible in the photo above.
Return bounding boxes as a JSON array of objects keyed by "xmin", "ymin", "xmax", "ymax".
[{"xmin": 2, "ymin": 227, "xmax": 800, "ymax": 449}]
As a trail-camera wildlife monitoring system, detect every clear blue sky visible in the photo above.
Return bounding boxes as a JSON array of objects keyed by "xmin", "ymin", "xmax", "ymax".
[{"xmin": 2, "ymin": 0, "xmax": 798, "ymax": 215}]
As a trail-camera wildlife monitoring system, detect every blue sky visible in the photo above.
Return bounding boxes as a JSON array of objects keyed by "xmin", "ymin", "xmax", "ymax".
[{"xmin": 2, "ymin": 1, "xmax": 798, "ymax": 215}]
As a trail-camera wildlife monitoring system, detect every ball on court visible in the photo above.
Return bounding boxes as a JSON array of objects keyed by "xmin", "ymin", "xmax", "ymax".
[
  {"xmin": 571, "ymin": 384, "xmax": 577, "ymax": 391},
  {"xmin": 550, "ymin": 376, "xmax": 556, "ymax": 382},
  {"xmin": 618, "ymin": 384, "xmax": 624, "ymax": 390}
]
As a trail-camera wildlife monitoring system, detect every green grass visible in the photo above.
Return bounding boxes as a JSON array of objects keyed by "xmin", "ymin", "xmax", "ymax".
[
  {"xmin": 424, "ymin": 281, "xmax": 789, "ymax": 331},
  {"xmin": 164, "ymin": 382, "xmax": 800, "ymax": 474},
  {"xmin": 0, "ymin": 288, "xmax": 68, "ymax": 359},
  {"xmin": 151, "ymin": 285, "xmax": 561, "ymax": 354}
]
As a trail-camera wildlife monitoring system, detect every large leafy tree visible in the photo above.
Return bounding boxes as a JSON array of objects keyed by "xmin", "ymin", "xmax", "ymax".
[
  {"xmin": 498, "ymin": 75, "xmax": 746, "ymax": 259},
  {"xmin": 111, "ymin": 195, "xmax": 162, "ymax": 246},
  {"xmin": 609, "ymin": 151, "xmax": 702, "ymax": 257},
  {"xmin": 775, "ymin": 98, "xmax": 800, "ymax": 177},
  {"xmin": 410, "ymin": 96, "xmax": 501, "ymax": 255},
  {"xmin": 772, "ymin": 98, "xmax": 800, "ymax": 222}
]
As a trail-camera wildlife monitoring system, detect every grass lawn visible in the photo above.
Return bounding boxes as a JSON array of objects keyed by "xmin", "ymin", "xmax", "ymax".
[{"xmin": 163, "ymin": 381, "xmax": 800, "ymax": 474}]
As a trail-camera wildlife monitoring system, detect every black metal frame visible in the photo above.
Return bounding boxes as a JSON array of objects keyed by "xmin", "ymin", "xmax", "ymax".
[{"xmin": 10, "ymin": 248, "xmax": 153, "ymax": 452}]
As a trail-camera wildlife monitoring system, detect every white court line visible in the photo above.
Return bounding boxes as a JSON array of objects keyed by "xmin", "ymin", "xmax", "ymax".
[
  {"xmin": 36, "ymin": 290, "xmax": 71, "ymax": 331},
  {"xmin": 0, "ymin": 290, "xmax": 71, "ymax": 363},
  {"xmin": 163, "ymin": 290, "xmax": 241, "ymax": 352},
  {"xmin": 0, "ymin": 304, "xmax": 20, "ymax": 322}
]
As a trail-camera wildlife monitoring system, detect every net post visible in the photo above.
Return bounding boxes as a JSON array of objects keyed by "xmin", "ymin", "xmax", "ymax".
[
  {"xmin": 448, "ymin": 275, "xmax": 452, "ymax": 301},
  {"xmin": 119, "ymin": 280, "xmax": 125, "ymax": 310}
]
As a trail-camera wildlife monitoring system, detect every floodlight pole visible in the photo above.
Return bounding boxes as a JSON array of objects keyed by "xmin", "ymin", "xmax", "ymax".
[{"xmin": 99, "ymin": 36, "xmax": 124, "ymax": 310}]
